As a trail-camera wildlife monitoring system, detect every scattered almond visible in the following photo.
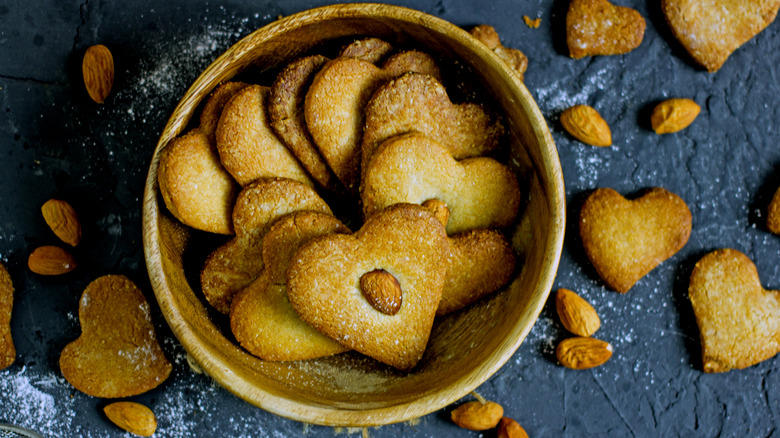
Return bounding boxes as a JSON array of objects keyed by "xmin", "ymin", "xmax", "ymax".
[
  {"xmin": 498, "ymin": 417, "xmax": 529, "ymax": 438},
  {"xmin": 556, "ymin": 336, "xmax": 612, "ymax": 369},
  {"xmin": 523, "ymin": 16, "xmax": 542, "ymax": 28},
  {"xmin": 41, "ymin": 199, "xmax": 82, "ymax": 246},
  {"xmin": 359, "ymin": 269, "xmax": 403, "ymax": 315},
  {"xmin": 28, "ymin": 246, "xmax": 77, "ymax": 275},
  {"xmin": 560, "ymin": 104, "xmax": 612, "ymax": 147},
  {"xmin": 555, "ymin": 288, "xmax": 600, "ymax": 337},
  {"xmin": 422, "ymin": 199, "xmax": 450, "ymax": 227},
  {"xmin": 82, "ymin": 44, "xmax": 114, "ymax": 103},
  {"xmin": 451, "ymin": 400, "xmax": 504, "ymax": 431},
  {"xmin": 103, "ymin": 401, "xmax": 157, "ymax": 437},
  {"xmin": 650, "ymin": 98, "xmax": 700, "ymax": 134}
]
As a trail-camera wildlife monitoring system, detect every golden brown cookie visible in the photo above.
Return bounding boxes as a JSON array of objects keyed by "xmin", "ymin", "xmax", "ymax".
[
  {"xmin": 469, "ymin": 25, "xmax": 528, "ymax": 81},
  {"xmin": 662, "ymin": 0, "xmax": 780, "ymax": 72},
  {"xmin": 268, "ymin": 55, "xmax": 341, "ymax": 192},
  {"xmin": 286, "ymin": 204, "xmax": 450, "ymax": 370},
  {"xmin": 339, "ymin": 37, "xmax": 394, "ymax": 63},
  {"xmin": 200, "ymin": 178, "xmax": 331, "ymax": 314},
  {"xmin": 437, "ymin": 229, "xmax": 517, "ymax": 316},
  {"xmin": 230, "ymin": 211, "xmax": 351, "ymax": 361},
  {"xmin": 60, "ymin": 275, "xmax": 171, "ymax": 397},
  {"xmin": 158, "ymin": 129, "xmax": 239, "ymax": 235},
  {"xmin": 199, "ymin": 81, "xmax": 250, "ymax": 144},
  {"xmin": 216, "ymin": 84, "xmax": 313, "ymax": 187},
  {"xmin": 361, "ymin": 72, "xmax": 504, "ymax": 174},
  {"xmin": 304, "ymin": 53, "xmax": 440, "ymax": 192},
  {"xmin": 362, "ymin": 132, "xmax": 521, "ymax": 235},
  {"xmin": 566, "ymin": 0, "xmax": 646, "ymax": 59},
  {"xmin": 579, "ymin": 187, "xmax": 692, "ymax": 293},
  {"xmin": 0, "ymin": 263, "xmax": 14, "ymax": 370},
  {"xmin": 768, "ymin": 185, "xmax": 780, "ymax": 234},
  {"xmin": 689, "ymin": 249, "xmax": 780, "ymax": 372}
]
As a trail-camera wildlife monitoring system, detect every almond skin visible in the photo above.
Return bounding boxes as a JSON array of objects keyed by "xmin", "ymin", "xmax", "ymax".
[
  {"xmin": 556, "ymin": 336, "xmax": 613, "ymax": 369},
  {"xmin": 560, "ymin": 104, "xmax": 612, "ymax": 147},
  {"xmin": 498, "ymin": 417, "xmax": 529, "ymax": 438},
  {"xmin": 555, "ymin": 288, "xmax": 601, "ymax": 337},
  {"xmin": 359, "ymin": 269, "xmax": 403, "ymax": 315},
  {"xmin": 422, "ymin": 199, "xmax": 450, "ymax": 227},
  {"xmin": 82, "ymin": 44, "xmax": 114, "ymax": 103},
  {"xmin": 651, "ymin": 98, "xmax": 700, "ymax": 134},
  {"xmin": 28, "ymin": 246, "xmax": 77, "ymax": 275},
  {"xmin": 41, "ymin": 199, "xmax": 82, "ymax": 246},
  {"xmin": 451, "ymin": 400, "xmax": 504, "ymax": 431},
  {"xmin": 104, "ymin": 401, "xmax": 157, "ymax": 437}
]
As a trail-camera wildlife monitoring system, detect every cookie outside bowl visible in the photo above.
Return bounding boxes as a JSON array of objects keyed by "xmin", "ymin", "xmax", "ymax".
[{"xmin": 142, "ymin": 3, "xmax": 564, "ymax": 427}]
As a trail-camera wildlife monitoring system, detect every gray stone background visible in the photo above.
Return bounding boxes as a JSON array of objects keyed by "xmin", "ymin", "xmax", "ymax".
[{"xmin": 1, "ymin": 0, "xmax": 779, "ymax": 436}]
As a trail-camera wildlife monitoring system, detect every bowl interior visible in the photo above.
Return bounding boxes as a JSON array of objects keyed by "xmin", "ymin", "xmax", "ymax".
[{"xmin": 143, "ymin": 3, "xmax": 564, "ymax": 427}]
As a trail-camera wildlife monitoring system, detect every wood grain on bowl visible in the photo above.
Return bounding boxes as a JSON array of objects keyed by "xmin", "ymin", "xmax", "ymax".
[{"xmin": 142, "ymin": 3, "xmax": 564, "ymax": 427}]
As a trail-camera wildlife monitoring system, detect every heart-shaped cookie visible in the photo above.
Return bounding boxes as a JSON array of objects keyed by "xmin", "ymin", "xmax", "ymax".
[
  {"xmin": 689, "ymin": 249, "xmax": 780, "ymax": 372},
  {"xmin": 200, "ymin": 178, "xmax": 331, "ymax": 314},
  {"xmin": 216, "ymin": 84, "xmax": 313, "ymax": 187},
  {"xmin": 0, "ymin": 263, "xmax": 14, "ymax": 370},
  {"xmin": 230, "ymin": 211, "xmax": 351, "ymax": 361},
  {"xmin": 286, "ymin": 204, "xmax": 450, "ymax": 370},
  {"xmin": 361, "ymin": 72, "xmax": 504, "ymax": 175},
  {"xmin": 60, "ymin": 275, "xmax": 171, "ymax": 397},
  {"xmin": 305, "ymin": 53, "xmax": 440, "ymax": 191},
  {"xmin": 768, "ymin": 185, "xmax": 780, "ymax": 234},
  {"xmin": 362, "ymin": 132, "xmax": 521, "ymax": 235},
  {"xmin": 662, "ymin": 0, "xmax": 780, "ymax": 72},
  {"xmin": 158, "ymin": 129, "xmax": 239, "ymax": 235},
  {"xmin": 566, "ymin": 0, "xmax": 646, "ymax": 59},
  {"xmin": 579, "ymin": 187, "xmax": 692, "ymax": 293}
]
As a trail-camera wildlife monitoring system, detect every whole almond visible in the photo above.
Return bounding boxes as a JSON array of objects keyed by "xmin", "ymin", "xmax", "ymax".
[
  {"xmin": 82, "ymin": 44, "xmax": 114, "ymax": 103},
  {"xmin": 360, "ymin": 269, "xmax": 403, "ymax": 315},
  {"xmin": 422, "ymin": 199, "xmax": 450, "ymax": 227},
  {"xmin": 498, "ymin": 417, "xmax": 529, "ymax": 438},
  {"xmin": 651, "ymin": 98, "xmax": 700, "ymax": 134},
  {"xmin": 28, "ymin": 246, "xmax": 77, "ymax": 275},
  {"xmin": 556, "ymin": 336, "xmax": 612, "ymax": 369},
  {"xmin": 560, "ymin": 105, "xmax": 612, "ymax": 147},
  {"xmin": 41, "ymin": 199, "xmax": 82, "ymax": 246},
  {"xmin": 451, "ymin": 400, "xmax": 504, "ymax": 431},
  {"xmin": 555, "ymin": 288, "xmax": 601, "ymax": 337},
  {"xmin": 104, "ymin": 401, "xmax": 157, "ymax": 437}
]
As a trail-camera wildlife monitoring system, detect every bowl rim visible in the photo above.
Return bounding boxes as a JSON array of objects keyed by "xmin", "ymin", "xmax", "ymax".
[{"xmin": 142, "ymin": 2, "xmax": 565, "ymax": 427}]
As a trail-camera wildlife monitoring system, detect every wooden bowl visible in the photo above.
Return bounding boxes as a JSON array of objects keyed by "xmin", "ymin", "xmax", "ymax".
[{"xmin": 142, "ymin": 3, "xmax": 565, "ymax": 427}]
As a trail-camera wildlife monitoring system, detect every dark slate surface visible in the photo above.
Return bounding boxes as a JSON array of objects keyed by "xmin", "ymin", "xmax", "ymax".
[{"xmin": 1, "ymin": 0, "xmax": 779, "ymax": 436}]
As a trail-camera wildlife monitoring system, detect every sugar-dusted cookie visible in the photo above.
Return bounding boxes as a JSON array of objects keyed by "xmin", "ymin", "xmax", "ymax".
[
  {"xmin": 60, "ymin": 275, "xmax": 171, "ymax": 397},
  {"xmin": 230, "ymin": 211, "xmax": 351, "ymax": 361},
  {"xmin": 339, "ymin": 37, "xmax": 394, "ymax": 63},
  {"xmin": 469, "ymin": 25, "xmax": 528, "ymax": 81},
  {"xmin": 0, "ymin": 263, "xmax": 14, "ymax": 370},
  {"xmin": 199, "ymin": 81, "xmax": 250, "ymax": 144},
  {"xmin": 566, "ymin": 0, "xmax": 646, "ymax": 59},
  {"xmin": 437, "ymin": 229, "xmax": 517, "ymax": 316},
  {"xmin": 216, "ymin": 84, "xmax": 313, "ymax": 187},
  {"xmin": 200, "ymin": 178, "xmax": 331, "ymax": 314},
  {"xmin": 361, "ymin": 72, "xmax": 504, "ymax": 173},
  {"xmin": 769, "ymin": 186, "xmax": 780, "ymax": 234},
  {"xmin": 662, "ymin": 0, "xmax": 780, "ymax": 72},
  {"xmin": 268, "ymin": 55, "xmax": 341, "ymax": 192},
  {"xmin": 158, "ymin": 129, "xmax": 239, "ymax": 235},
  {"xmin": 579, "ymin": 187, "xmax": 692, "ymax": 293},
  {"xmin": 689, "ymin": 249, "xmax": 780, "ymax": 372},
  {"xmin": 362, "ymin": 132, "xmax": 521, "ymax": 235},
  {"xmin": 286, "ymin": 204, "xmax": 450, "ymax": 370},
  {"xmin": 305, "ymin": 53, "xmax": 440, "ymax": 192}
]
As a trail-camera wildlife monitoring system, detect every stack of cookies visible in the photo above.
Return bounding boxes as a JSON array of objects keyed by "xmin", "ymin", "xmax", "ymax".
[{"xmin": 158, "ymin": 37, "xmax": 523, "ymax": 370}]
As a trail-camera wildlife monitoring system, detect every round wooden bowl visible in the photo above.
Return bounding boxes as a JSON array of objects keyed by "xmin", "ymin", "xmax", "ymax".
[{"xmin": 142, "ymin": 3, "xmax": 565, "ymax": 427}]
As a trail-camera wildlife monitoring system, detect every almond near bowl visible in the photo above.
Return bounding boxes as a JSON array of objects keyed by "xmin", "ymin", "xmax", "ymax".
[{"xmin": 142, "ymin": 3, "xmax": 565, "ymax": 427}]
